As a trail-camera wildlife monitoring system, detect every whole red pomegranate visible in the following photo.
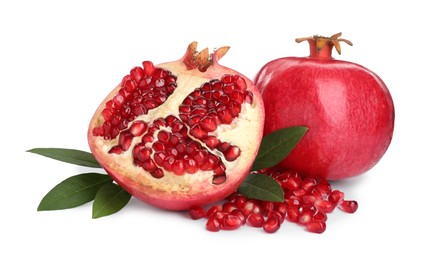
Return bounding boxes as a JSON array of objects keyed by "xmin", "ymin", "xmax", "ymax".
[
  {"xmin": 254, "ymin": 33, "xmax": 394, "ymax": 180},
  {"xmin": 88, "ymin": 42, "xmax": 264, "ymax": 210}
]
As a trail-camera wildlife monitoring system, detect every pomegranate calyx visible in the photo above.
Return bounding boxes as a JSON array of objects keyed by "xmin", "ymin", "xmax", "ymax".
[
  {"xmin": 295, "ymin": 32, "xmax": 353, "ymax": 58},
  {"xmin": 182, "ymin": 41, "xmax": 230, "ymax": 72}
]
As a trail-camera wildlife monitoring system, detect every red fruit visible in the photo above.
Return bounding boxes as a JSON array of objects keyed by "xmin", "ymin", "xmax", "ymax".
[
  {"xmin": 206, "ymin": 217, "xmax": 221, "ymax": 232},
  {"xmin": 246, "ymin": 213, "xmax": 265, "ymax": 227},
  {"xmin": 263, "ymin": 216, "xmax": 281, "ymax": 233},
  {"xmin": 221, "ymin": 214, "xmax": 243, "ymax": 230},
  {"xmin": 314, "ymin": 199, "xmax": 336, "ymax": 213},
  {"xmin": 254, "ymin": 33, "xmax": 395, "ymax": 180},
  {"xmin": 88, "ymin": 42, "xmax": 264, "ymax": 210},
  {"xmin": 188, "ymin": 206, "xmax": 206, "ymax": 220},
  {"xmin": 328, "ymin": 190, "xmax": 345, "ymax": 205},
  {"xmin": 306, "ymin": 221, "xmax": 326, "ymax": 234},
  {"xmin": 338, "ymin": 200, "xmax": 359, "ymax": 213}
]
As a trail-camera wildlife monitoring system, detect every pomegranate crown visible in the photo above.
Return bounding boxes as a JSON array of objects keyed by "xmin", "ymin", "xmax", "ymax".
[
  {"xmin": 182, "ymin": 41, "xmax": 230, "ymax": 72},
  {"xmin": 296, "ymin": 32, "xmax": 353, "ymax": 55}
]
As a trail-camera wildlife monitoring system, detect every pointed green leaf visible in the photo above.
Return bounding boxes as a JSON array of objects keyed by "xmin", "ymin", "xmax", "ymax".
[
  {"xmin": 251, "ymin": 126, "xmax": 308, "ymax": 171},
  {"xmin": 27, "ymin": 148, "xmax": 102, "ymax": 168},
  {"xmin": 38, "ymin": 173, "xmax": 113, "ymax": 211},
  {"xmin": 238, "ymin": 174, "xmax": 284, "ymax": 202},
  {"xmin": 92, "ymin": 183, "xmax": 131, "ymax": 219}
]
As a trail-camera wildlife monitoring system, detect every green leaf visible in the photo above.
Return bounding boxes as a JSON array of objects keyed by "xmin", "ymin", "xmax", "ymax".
[
  {"xmin": 38, "ymin": 173, "xmax": 113, "ymax": 211},
  {"xmin": 27, "ymin": 148, "xmax": 102, "ymax": 168},
  {"xmin": 251, "ymin": 126, "xmax": 308, "ymax": 171},
  {"xmin": 92, "ymin": 183, "xmax": 131, "ymax": 219},
  {"xmin": 238, "ymin": 174, "xmax": 284, "ymax": 202}
]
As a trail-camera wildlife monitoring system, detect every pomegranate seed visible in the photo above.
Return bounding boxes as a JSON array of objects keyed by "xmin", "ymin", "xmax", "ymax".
[
  {"xmin": 130, "ymin": 66, "xmax": 144, "ymax": 82},
  {"xmin": 231, "ymin": 210, "xmax": 246, "ymax": 224},
  {"xmin": 151, "ymin": 168, "xmax": 164, "ymax": 179},
  {"xmin": 189, "ymin": 125, "xmax": 207, "ymax": 139},
  {"xmin": 142, "ymin": 61, "xmax": 155, "ymax": 76},
  {"xmin": 133, "ymin": 147, "xmax": 152, "ymax": 162},
  {"xmin": 328, "ymin": 190, "xmax": 345, "ymax": 205},
  {"xmin": 163, "ymin": 157, "xmax": 175, "ymax": 172},
  {"xmin": 228, "ymin": 102, "xmax": 241, "ymax": 117},
  {"xmin": 118, "ymin": 131, "xmax": 134, "ymax": 151},
  {"xmin": 206, "ymin": 217, "xmax": 221, "ymax": 232},
  {"xmin": 203, "ymin": 136, "xmax": 220, "ymax": 149},
  {"xmin": 157, "ymin": 130, "xmax": 170, "ymax": 143},
  {"xmin": 172, "ymin": 159, "xmax": 185, "ymax": 175},
  {"xmin": 141, "ymin": 159, "xmax": 156, "ymax": 172},
  {"xmin": 282, "ymin": 173, "xmax": 302, "ymax": 191},
  {"xmin": 298, "ymin": 210, "xmax": 314, "ymax": 225},
  {"xmin": 189, "ymin": 206, "xmax": 206, "ymax": 220},
  {"xmin": 305, "ymin": 221, "xmax": 326, "ymax": 234},
  {"xmin": 246, "ymin": 213, "xmax": 265, "ymax": 227},
  {"xmin": 199, "ymin": 116, "xmax": 217, "ymax": 132},
  {"xmin": 217, "ymin": 142, "xmax": 231, "ymax": 152},
  {"xmin": 223, "ymin": 202, "xmax": 238, "ymax": 213},
  {"xmin": 267, "ymin": 211, "xmax": 285, "ymax": 224},
  {"xmin": 312, "ymin": 211, "xmax": 327, "ymax": 222},
  {"xmin": 230, "ymin": 90, "xmax": 244, "ymax": 104},
  {"xmin": 212, "ymin": 175, "xmax": 226, "ymax": 185},
  {"xmin": 286, "ymin": 205, "xmax": 300, "ymax": 222},
  {"xmin": 314, "ymin": 199, "xmax": 336, "ymax": 213},
  {"xmin": 213, "ymin": 160, "xmax": 225, "ymax": 172},
  {"xmin": 132, "ymin": 104, "xmax": 147, "ymax": 116},
  {"xmin": 221, "ymin": 214, "xmax": 243, "ymax": 230},
  {"xmin": 338, "ymin": 200, "xmax": 358, "ymax": 213},
  {"xmin": 206, "ymin": 205, "xmax": 223, "ymax": 218},
  {"xmin": 108, "ymin": 146, "xmax": 124, "ymax": 154},
  {"xmin": 263, "ymin": 217, "xmax": 281, "ymax": 233},
  {"xmin": 302, "ymin": 195, "xmax": 317, "ymax": 206},
  {"xmin": 261, "ymin": 201, "xmax": 274, "ymax": 214},
  {"xmin": 223, "ymin": 146, "xmax": 241, "ymax": 162},
  {"xmin": 274, "ymin": 202, "xmax": 287, "ymax": 216},
  {"xmin": 101, "ymin": 108, "xmax": 114, "ymax": 121},
  {"xmin": 217, "ymin": 109, "xmax": 233, "ymax": 124},
  {"xmin": 234, "ymin": 75, "xmax": 247, "ymax": 91},
  {"xmin": 234, "ymin": 195, "xmax": 247, "ymax": 208},
  {"xmin": 92, "ymin": 126, "xmax": 104, "ymax": 136},
  {"xmin": 141, "ymin": 134, "xmax": 154, "ymax": 144},
  {"xmin": 183, "ymin": 158, "xmax": 197, "ymax": 174},
  {"xmin": 241, "ymin": 200, "xmax": 256, "ymax": 217}
]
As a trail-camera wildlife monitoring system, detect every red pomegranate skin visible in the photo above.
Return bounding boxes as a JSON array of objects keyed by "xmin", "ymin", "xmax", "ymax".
[{"xmin": 254, "ymin": 35, "xmax": 395, "ymax": 180}]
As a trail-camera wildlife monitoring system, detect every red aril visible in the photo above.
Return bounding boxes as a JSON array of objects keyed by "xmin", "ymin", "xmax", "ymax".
[
  {"xmin": 190, "ymin": 169, "xmax": 358, "ymax": 234},
  {"xmin": 338, "ymin": 200, "xmax": 359, "ymax": 213},
  {"xmin": 88, "ymin": 42, "xmax": 264, "ymax": 210},
  {"xmin": 254, "ymin": 33, "xmax": 395, "ymax": 180}
]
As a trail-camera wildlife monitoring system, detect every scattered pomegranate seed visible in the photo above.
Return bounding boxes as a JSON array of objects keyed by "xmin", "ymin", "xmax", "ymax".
[
  {"xmin": 189, "ymin": 206, "xmax": 206, "ymax": 220},
  {"xmin": 338, "ymin": 200, "xmax": 359, "ymax": 213},
  {"xmin": 263, "ymin": 216, "xmax": 281, "ymax": 233},
  {"xmin": 306, "ymin": 221, "xmax": 326, "ymax": 234},
  {"xmin": 246, "ymin": 213, "xmax": 265, "ymax": 227},
  {"xmin": 187, "ymin": 170, "xmax": 359, "ymax": 234}
]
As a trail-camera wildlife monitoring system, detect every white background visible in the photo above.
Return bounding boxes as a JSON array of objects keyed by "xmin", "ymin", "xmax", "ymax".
[{"xmin": 1, "ymin": 0, "xmax": 422, "ymax": 259}]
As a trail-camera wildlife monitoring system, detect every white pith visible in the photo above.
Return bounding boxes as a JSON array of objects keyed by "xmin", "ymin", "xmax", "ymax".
[{"xmin": 91, "ymin": 61, "xmax": 262, "ymax": 195}]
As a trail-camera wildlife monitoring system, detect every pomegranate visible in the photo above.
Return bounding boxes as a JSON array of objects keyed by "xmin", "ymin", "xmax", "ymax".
[
  {"xmin": 189, "ymin": 169, "xmax": 358, "ymax": 233},
  {"xmin": 254, "ymin": 33, "xmax": 395, "ymax": 180},
  {"xmin": 88, "ymin": 42, "xmax": 264, "ymax": 210}
]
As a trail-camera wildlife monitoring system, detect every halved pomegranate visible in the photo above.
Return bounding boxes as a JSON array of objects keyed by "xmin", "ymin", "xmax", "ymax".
[{"xmin": 88, "ymin": 42, "xmax": 264, "ymax": 210}]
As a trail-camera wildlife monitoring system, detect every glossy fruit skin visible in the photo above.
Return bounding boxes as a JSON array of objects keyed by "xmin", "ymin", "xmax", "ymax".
[{"xmin": 254, "ymin": 44, "xmax": 394, "ymax": 180}]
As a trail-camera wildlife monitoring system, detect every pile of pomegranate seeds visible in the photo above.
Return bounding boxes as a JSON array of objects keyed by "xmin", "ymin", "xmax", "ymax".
[{"xmin": 188, "ymin": 170, "xmax": 358, "ymax": 233}]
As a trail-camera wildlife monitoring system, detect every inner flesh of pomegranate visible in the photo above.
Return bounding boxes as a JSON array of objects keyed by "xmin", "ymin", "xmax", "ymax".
[{"xmin": 91, "ymin": 61, "xmax": 254, "ymax": 185}]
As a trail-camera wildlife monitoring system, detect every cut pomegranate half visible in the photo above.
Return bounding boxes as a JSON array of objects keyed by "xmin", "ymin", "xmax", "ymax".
[{"xmin": 88, "ymin": 42, "xmax": 264, "ymax": 210}]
